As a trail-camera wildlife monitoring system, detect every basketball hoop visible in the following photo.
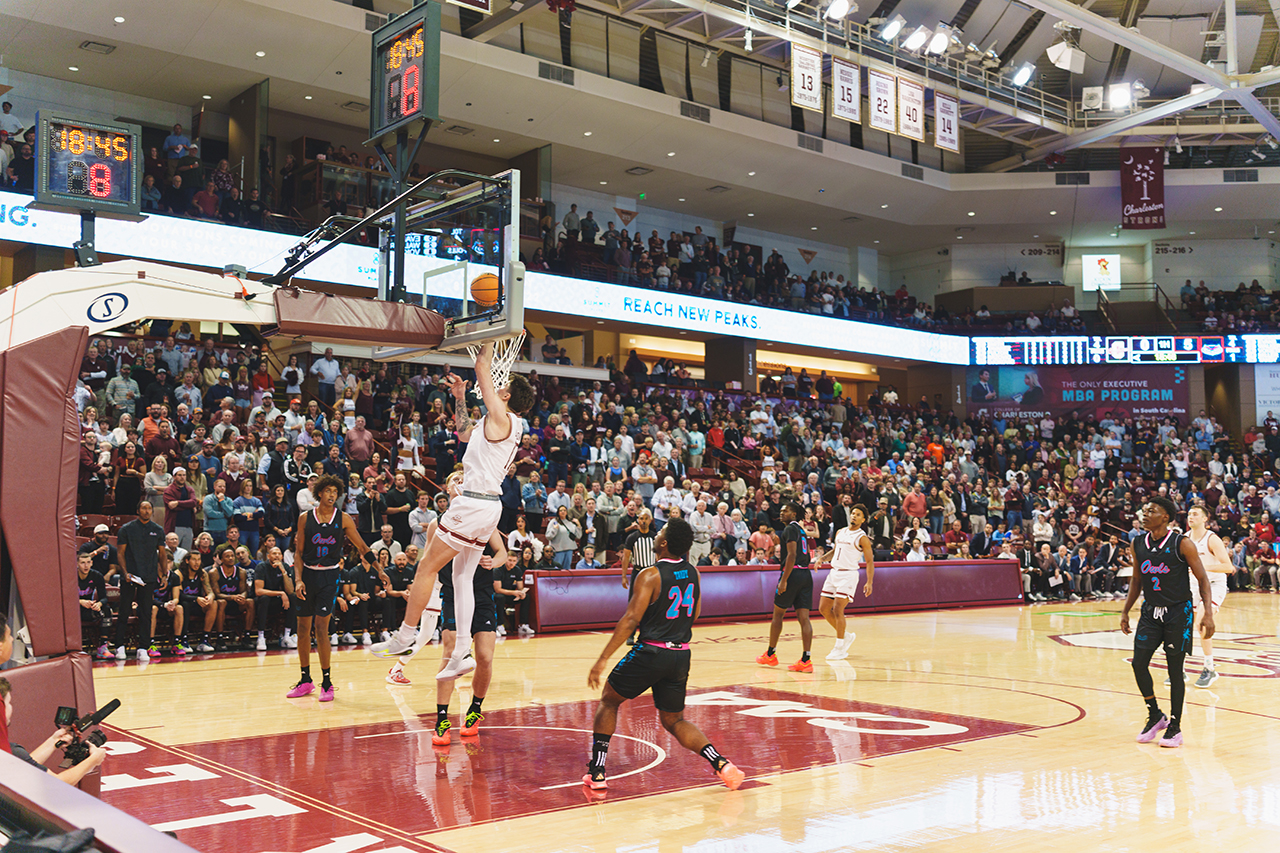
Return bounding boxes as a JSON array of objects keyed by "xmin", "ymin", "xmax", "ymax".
[{"xmin": 467, "ymin": 331, "xmax": 526, "ymax": 390}]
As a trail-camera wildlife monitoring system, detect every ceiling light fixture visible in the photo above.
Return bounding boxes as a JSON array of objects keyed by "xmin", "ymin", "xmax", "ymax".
[
  {"xmin": 1214, "ymin": 206, "xmax": 1223, "ymax": 212},
  {"xmin": 967, "ymin": 211, "xmax": 975, "ymax": 217},
  {"xmin": 880, "ymin": 203, "xmax": 889, "ymax": 209},
  {"xmin": 1173, "ymin": 136, "xmax": 1182, "ymax": 154},
  {"xmin": 1012, "ymin": 62, "xmax": 1035, "ymax": 87},
  {"xmin": 202, "ymin": 94, "xmax": 212, "ymax": 100},
  {"xmin": 1049, "ymin": 210, "xmax": 1058, "ymax": 215},
  {"xmin": 493, "ymin": 138, "xmax": 500, "ymax": 142},
  {"xmin": 879, "ymin": 14, "xmax": 907, "ymax": 41},
  {"xmin": 68, "ymin": 66, "xmax": 79, "ymax": 72},
  {"xmin": 667, "ymin": 151, "xmax": 675, "ymax": 157},
  {"xmin": 583, "ymin": 131, "xmax": 592, "ymax": 136},
  {"xmin": 748, "ymin": 171, "xmax": 756, "ymax": 176},
  {"xmin": 748, "ymin": 213, "xmax": 755, "ymax": 216},
  {"xmin": 304, "ymin": 95, "xmax": 313, "ymax": 100},
  {"xmin": 113, "ymin": 16, "xmax": 125, "ymax": 23},
  {"xmin": 1109, "ymin": 82, "xmax": 1132, "ymax": 109},
  {"xmin": 981, "ymin": 42, "xmax": 1001, "ymax": 69},
  {"xmin": 600, "ymin": 181, "xmax": 608, "ymax": 185},
  {"xmin": 825, "ymin": 0, "xmax": 852, "ymax": 21},
  {"xmin": 1189, "ymin": 231, "xmax": 1196, "ymax": 235},
  {"xmin": 927, "ymin": 24, "xmax": 950, "ymax": 55},
  {"xmin": 811, "ymin": 226, "xmax": 818, "ymax": 230},
  {"xmin": 1251, "ymin": 148, "xmax": 1265, "ymax": 159},
  {"xmin": 903, "ymin": 26, "xmax": 931, "ymax": 52},
  {"xmin": 744, "ymin": 29, "xmax": 753, "ymax": 52},
  {"xmin": 255, "ymin": 50, "xmax": 266, "ymax": 57},
  {"xmin": 701, "ymin": 49, "xmax": 712, "ymax": 68},
  {"xmin": 678, "ymin": 198, "xmax": 685, "ymax": 202}
]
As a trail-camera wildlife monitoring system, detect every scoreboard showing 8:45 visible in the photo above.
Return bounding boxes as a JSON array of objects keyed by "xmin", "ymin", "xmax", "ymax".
[
  {"xmin": 34, "ymin": 113, "xmax": 141, "ymax": 217},
  {"xmin": 369, "ymin": 2, "xmax": 441, "ymax": 141}
]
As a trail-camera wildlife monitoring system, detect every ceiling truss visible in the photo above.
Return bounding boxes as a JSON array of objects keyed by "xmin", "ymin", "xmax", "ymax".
[{"xmin": 466, "ymin": 0, "xmax": 1280, "ymax": 167}]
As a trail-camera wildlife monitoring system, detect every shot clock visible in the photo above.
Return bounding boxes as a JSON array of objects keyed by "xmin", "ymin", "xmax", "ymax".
[
  {"xmin": 34, "ymin": 113, "xmax": 142, "ymax": 217},
  {"xmin": 369, "ymin": 2, "xmax": 441, "ymax": 141}
]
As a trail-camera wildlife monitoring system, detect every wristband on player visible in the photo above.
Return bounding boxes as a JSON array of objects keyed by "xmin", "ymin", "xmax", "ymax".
[{"xmin": 363, "ymin": 550, "xmax": 376, "ymax": 564}]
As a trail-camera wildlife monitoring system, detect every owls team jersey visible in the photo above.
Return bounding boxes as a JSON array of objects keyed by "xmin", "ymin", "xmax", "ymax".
[
  {"xmin": 215, "ymin": 566, "xmax": 240, "ymax": 596},
  {"xmin": 637, "ymin": 558, "xmax": 700, "ymax": 647},
  {"xmin": 301, "ymin": 507, "xmax": 344, "ymax": 569},
  {"xmin": 459, "ymin": 412, "xmax": 522, "ymax": 495},
  {"xmin": 830, "ymin": 527, "xmax": 868, "ymax": 572},
  {"xmin": 1132, "ymin": 529, "xmax": 1191, "ymax": 607},
  {"xmin": 780, "ymin": 521, "xmax": 811, "ymax": 570}
]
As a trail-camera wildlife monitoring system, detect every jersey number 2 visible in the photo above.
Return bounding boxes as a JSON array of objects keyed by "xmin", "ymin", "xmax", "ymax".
[{"xmin": 666, "ymin": 584, "xmax": 695, "ymax": 619}]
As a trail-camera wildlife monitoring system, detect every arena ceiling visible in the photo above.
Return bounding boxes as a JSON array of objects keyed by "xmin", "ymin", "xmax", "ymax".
[{"xmin": 0, "ymin": 0, "xmax": 1277, "ymax": 253}]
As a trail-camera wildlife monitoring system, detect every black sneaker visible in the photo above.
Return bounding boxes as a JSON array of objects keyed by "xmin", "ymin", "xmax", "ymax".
[{"xmin": 1136, "ymin": 711, "xmax": 1168, "ymax": 743}]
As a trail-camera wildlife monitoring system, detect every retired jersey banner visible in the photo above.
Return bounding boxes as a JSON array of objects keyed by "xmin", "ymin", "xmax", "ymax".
[
  {"xmin": 965, "ymin": 365, "xmax": 1188, "ymax": 421},
  {"xmin": 1120, "ymin": 147, "xmax": 1166, "ymax": 229}
]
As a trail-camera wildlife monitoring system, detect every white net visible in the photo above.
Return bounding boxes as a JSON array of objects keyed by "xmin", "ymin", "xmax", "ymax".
[{"xmin": 466, "ymin": 331, "xmax": 526, "ymax": 390}]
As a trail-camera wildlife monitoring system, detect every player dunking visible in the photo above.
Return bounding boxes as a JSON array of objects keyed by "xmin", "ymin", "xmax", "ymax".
[
  {"xmin": 1186, "ymin": 505, "xmax": 1232, "ymax": 688},
  {"xmin": 757, "ymin": 502, "xmax": 815, "ymax": 672},
  {"xmin": 288, "ymin": 475, "xmax": 380, "ymax": 702},
  {"xmin": 585, "ymin": 518, "xmax": 743, "ymax": 791},
  {"xmin": 1121, "ymin": 496, "xmax": 1214, "ymax": 748},
  {"xmin": 818, "ymin": 503, "xmax": 875, "ymax": 661},
  {"xmin": 374, "ymin": 341, "xmax": 534, "ymax": 680}
]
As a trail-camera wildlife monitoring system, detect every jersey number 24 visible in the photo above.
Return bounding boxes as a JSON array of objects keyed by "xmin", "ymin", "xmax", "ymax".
[{"xmin": 666, "ymin": 584, "xmax": 695, "ymax": 619}]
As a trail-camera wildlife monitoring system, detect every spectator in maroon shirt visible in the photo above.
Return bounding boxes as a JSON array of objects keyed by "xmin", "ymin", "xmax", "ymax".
[
  {"xmin": 346, "ymin": 416, "xmax": 375, "ymax": 467},
  {"xmin": 79, "ymin": 342, "xmax": 115, "ymax": 412},
  {"xmin": 79, "ymin": 432, "xmax": 111, "ymax": 513},
  {"xmin": 902, "ymin": 484, "xmax": 927, "ymax": 521},
  {"xmin": 145, "ymin": 420, "xmax": 183, "ymax": 469},
  {"xmin": 943, "ymin": 520, "xmax": 970, "ymax": 556},
  {"xmin": 191, "ymin": 181, "xmax": 220, "ymax": 219}
]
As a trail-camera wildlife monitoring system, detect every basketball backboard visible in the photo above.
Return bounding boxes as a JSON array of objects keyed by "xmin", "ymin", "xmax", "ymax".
[{"xmin": 373, "ymin": 168, "xmax": 525, "ymax": 361}]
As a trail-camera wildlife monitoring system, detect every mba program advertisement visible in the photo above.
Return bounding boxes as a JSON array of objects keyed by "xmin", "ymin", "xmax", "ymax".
[{"xmin": 965, "ymin": 365, "xmax": 1188, "ymax": 420}]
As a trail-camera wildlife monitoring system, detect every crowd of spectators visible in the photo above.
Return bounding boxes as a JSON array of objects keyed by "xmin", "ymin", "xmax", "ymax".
[
  {"xmin": 533, "ymin": 204, "xmax": 1088, "ymax": 338},
  {"xmin": 1181, "ymin": 278, "xmax": 1280, "ymax": 333},
  {"xmin": 72, "ymin": 325, "xmax": 1280, "ymax": 657}
]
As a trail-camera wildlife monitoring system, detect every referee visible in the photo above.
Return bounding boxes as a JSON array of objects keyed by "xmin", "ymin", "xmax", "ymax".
[{"xmin": 619, "ymin": 508, "xmax": 656, "ymax": 646}]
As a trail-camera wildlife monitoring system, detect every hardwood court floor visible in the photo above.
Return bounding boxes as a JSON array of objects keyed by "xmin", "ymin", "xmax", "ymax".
[{"xmin": 92, "ymin": 593, "xmax": 1280, "ymax": 852}]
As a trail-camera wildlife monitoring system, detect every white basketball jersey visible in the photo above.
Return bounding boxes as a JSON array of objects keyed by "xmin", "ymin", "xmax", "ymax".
[
  {"xmin": 1191, "ymin": 529, "xmax": 1226, "ymax": 573},
  {"xmin": 460, "ymin": 412, "xmax": 522, "ymax": 495},
  {"xmin": 830, "ymin": 527, "xmax": 867, "ymax": 572}
]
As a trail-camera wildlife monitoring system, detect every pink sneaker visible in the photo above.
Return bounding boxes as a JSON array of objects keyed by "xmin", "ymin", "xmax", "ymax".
[
  {"xmin": 286, "ymin": 681, "xmax": 315, "ymax": 698},
  {"xmin": 582, "ymin": 772, "xmax": 608, "ymax": 791},
  {"xmin": 319, "ymin": 684, "xmax": 335, "ymax": 702},
  {"xmin": 716, "ymin": 762, "xmax": 746, "ymax": 790},
  {"xmin": 1135, "ymin": 713, "xmax": 1168, "ymax": 743}
]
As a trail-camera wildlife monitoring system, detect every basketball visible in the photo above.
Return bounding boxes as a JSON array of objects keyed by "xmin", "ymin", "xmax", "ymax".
[{"xmin": 470, "ymin": 273, "xmax": 501, "ymax": 307}]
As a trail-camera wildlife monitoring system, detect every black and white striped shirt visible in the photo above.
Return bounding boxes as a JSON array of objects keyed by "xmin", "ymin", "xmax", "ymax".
[{"xmin": 623, "ymin": 530, "xmax": 656, "ymax": 571}]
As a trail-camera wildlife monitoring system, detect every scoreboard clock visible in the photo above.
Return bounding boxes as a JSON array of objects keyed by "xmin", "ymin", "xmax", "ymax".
[
  {"xmin": 369, "ymin": 2, "xmax": 441, "ymax": 142},
  {"xmin": 33, "ymin": 112, "xmax": 142, "ymax": 217}
]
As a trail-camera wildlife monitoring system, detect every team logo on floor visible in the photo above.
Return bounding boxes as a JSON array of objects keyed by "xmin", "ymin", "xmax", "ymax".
[
  {"xmin": 101, "ymin": 686, "xmax": 1037, "ymax": 849},
  {"xmin": 1051, "ymin": 631, "xmax": 1280, "ymax": 677}
]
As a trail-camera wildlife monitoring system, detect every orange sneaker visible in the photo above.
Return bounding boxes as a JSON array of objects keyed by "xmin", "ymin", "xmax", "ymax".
[
  {"xmin": 460, "ymin": 711, "xmax": 483, "ymax": 737},
  {"xmin": 431, "ymin": 719, "xmax": 451, "ymax": 746},
  {"xmin": 716, "ymin": 762, "xmax": 746, "ymax": 790},
  {"xmin": 582, "ymin": 771, "xmax": 608, "ymax": 790},
  {"xmin": 756, "ymin": 651, "xmax": 779, "ymax": 666},
  {"xmin": 787, "ymin": 659, "xmax": 814, "ymax": 673}
]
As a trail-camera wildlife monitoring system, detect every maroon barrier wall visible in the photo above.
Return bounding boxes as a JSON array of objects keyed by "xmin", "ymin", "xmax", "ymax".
[
  {"xmin": 0, "ymin": 326, "xmax": 88, "ymax": 655},
  {"xmin": 1, "ymin": 653, "xmax": 100, "ymax": 795},
  {"xmin": 526, "ymin": 560, "xmax": 1022, "ymax": 633}
]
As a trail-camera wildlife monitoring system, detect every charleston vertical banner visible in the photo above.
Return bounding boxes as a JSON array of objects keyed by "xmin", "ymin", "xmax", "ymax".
[
  {"xmin": 965, "ymin": 365, "xmax": 1188, "ymax": 421},
  {"xmin": 1120, "ymin": 147, "xmax": 1166, "ymax": 229}
]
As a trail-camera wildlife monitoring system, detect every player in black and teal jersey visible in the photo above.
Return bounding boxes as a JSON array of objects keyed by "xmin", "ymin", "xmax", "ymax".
[{"xmin": 584, "ymin": 518, "xmax": 744, "ymax": 792}]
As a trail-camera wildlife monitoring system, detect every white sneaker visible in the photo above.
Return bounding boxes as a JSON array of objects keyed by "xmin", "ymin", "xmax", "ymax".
[
  {"xmin": 496, "ymin": 625, "xmax": 506, "ymax": 637},
  {"xmin": 342, "ymin": 633, "xmax": 356, "ymax": 644},
  {"xmin": 380, "ymin": 630, "xmax": 391, "ymax": 642},
  {"xmin": 329, "ymin": 633, "xmax": 338, "ymax": 646},
  {"xmin": 371, "ymin": 630, "xmax": 416, "ymax": 657},
  {"xmin": 196, "ymin": 642, "xmax": 215, "ymax": 653},
  {"xmin": 256, "ymin": 635, "xmax": 267, "ymax": 651},
  {"xmin": 279, "ymin": 635, "xmax": 290, "ymax": 649},
  {"xmin": 136, "ymin": 648, "xmax": 150, "ymax": 661},
  {"xmin": 519, "ymin": 624, "xmax": 535, "ymax": 636},
  {"xmin": 1069, "ymin": 594, "xmax": 1082, "ymax": 602},
  {"xmin": 114, "ymin": 646, "xmax": 127, "ymax": 660},
  {"xmin": 825, "ymin": 645, "xmax": 848, "ymax": 661},
  {"xmin": 285, "ymin": 635, "xmax": 298, "ymax": 649},
  {"xmin": 436, "ymin": 653, "xmax": 478, "ymax": 680},
  {"xmin": 361, "ymin": 632, "xmax": 372, "ymax": 646}
]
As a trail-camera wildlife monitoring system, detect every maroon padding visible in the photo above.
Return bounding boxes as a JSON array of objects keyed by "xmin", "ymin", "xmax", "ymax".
[
  {"xmin": 527, "ymin": 560, "xmax": 1023, "ymax": 632},
  {"xmin": 273, "ymin": 289, "xmax": 445, "ymax": 347},
  {"xmin": 1, "ymin": 653, "xmax": 98, "ymax": 794},
  {"xmin": 1, "ymin": 327, "xmax": 87, "ymax": 655}
]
